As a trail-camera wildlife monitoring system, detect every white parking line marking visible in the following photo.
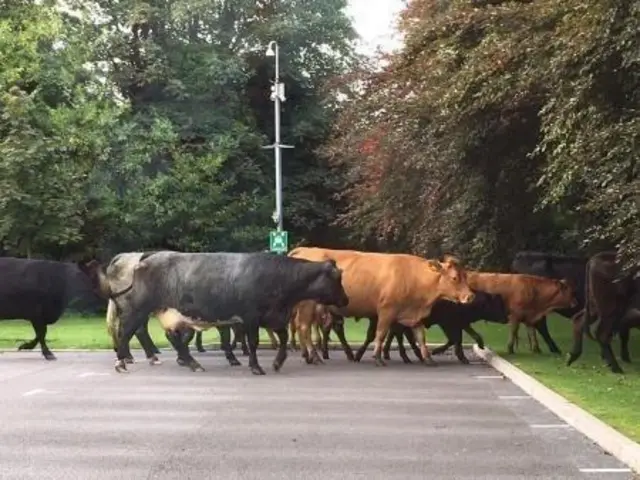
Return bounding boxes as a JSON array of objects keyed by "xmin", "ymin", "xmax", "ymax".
[
  {"xmin": 530, "ymin": 424, "xmax": 571, "ymax": 429},
  {"xmin": 22, "ymin": 389, "xmax": 46, "ymax": 397},
  {"xmin": 579, "ymin": 468, "xmax": 632, "ymax": 473},
  {"xmin": 498, "ymin": 395, "xmax": 530, "ymax": 399},
  {"xmin": 77, "ymin": 372, "xmax": 110, "ymax": 378}
]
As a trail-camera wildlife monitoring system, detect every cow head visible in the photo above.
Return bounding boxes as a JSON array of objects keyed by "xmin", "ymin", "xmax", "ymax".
[
  {"xmin": 472, "ymin": 290, "xmax": 509, "ymax": 324},
  {"xmin": 76, "ymin": 259, "xmax": 111, "ymax": 299},
  {"xmin": 552, "ymin": 278, "xmax": 578, "ymax": 309},
  {"xmin": 306, "ymin": 259, "xmax": 349, "ymax": 309},
  {"xmin": 427, "ymin": 255, "xmax": 475, "ymax": 304}
]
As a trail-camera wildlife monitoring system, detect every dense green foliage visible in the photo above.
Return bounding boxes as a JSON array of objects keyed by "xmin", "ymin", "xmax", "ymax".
[
  {"xmin": 325, "ymin": 0, "xmax": 639, "ymax": 270},
  {"xmin": 0, "ymin": 0, "xmax": 358, "ymax": 260},
  {"xmin": 1, "ymin": 0, "xmax": 638, "ymax": 272}
]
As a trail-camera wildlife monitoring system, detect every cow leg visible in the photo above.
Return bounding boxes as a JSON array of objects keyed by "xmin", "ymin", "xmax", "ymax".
[
  {"xmin": 449, "ymin": 328, "xmax": 469, "ymax": 364},
  {"xmin": 371, "ymin": 317, "xmax": 392, "ymax": 367},
  {"xmin": 506, "ymin": 317, "xmax": 521, "ymax": 354},
  {"xmin": 412, "ymin": 324, "xmax": 436, "ymax": 366},
  {"xmin": 526, "ymin": 326, "xmax": 542, "ymax": 354},
  {"xmin": 135, "ymin": 324, "xmax": 162, "ymax": 365},
  {"xmin": 136, "ymin": 320, "xmax": 161, "ymax": 355},
  {"xmin": 195, "ymin": 331, "xmax": 206, "ymax": 353},
  {"xmin": 241, "ymin": 335, "xmax": 250, "ymax": 356},
  {"xmin": 393, "ymin": 328, "xmax": 412, "ymax": 363},
  {"xmin": 463, "ymin": 325, "xmax": 485, "ymax": 349},
  {"xmin": 303, "ymin": 320, "xmax": 323, "ymax": 365},
  {"xmin": 320, "ymin": 323, "xmax": 331, "ymax": 359},
  {"xmin": 289, "ymin": 319, "xmax": 298, "ymax": 351},
  {"xmin": 166, "ymin": 330, "xmax": 205, "ymax": 372},
  {"xmin": 246, "ymin": 325, "xmax": 265, "ymax": 375},
  {"xmin": 405, "ymin": 327, "xmax": 422, "ymax": 361},
  {"xmin": 567, "ymin": 310, "xmax": 586, "ymax": 367},
  {"xmin": 115, "ymin": 312, "xmax": 150, "ymax": 373},
  {"xmin": 266, "ymin": 328, "xmax": 279, "ymax": 350},
  {"xmin": 17, "ymin": 331, "xmax": 39, "ymax": 351},
  {"xmin": 534, "ymin": 317, "xmax": 562, "ymax": 355},
  {"xmin": 382, "ymin": 327, "xmax": 394, "ymax": 360},
  {"xmin": 354, "ymin": 317, "xmax": 377, "ymax": 362},
  {"xmin": 31, "ymin": 321, "xmax": 56, "ymax": 361},
  {"xmin": 272, "ymin": 326, "xmax": 289, "ymax": 372},
  {"xmin": 619, "ymin": 324, "xmax": 631, "ymax": 363},
  {"xmin": 430, "ymin": 339, "xmax": 453, "ymax": 356},
  {"xmin": 219, "ymin": 326, "xmax": 241, "ymax": 366},
  {"xmin": 330, "ymin": 317, "xmax": 355, "ymax": 361},
  {"xmin": 595, "ymin": 317, "xmax": 623, "ymax": 374}
]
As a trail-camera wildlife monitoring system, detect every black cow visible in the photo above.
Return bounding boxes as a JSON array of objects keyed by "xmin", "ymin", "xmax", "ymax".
[
  {"xmin": 510, "ymin": 251, "xmax": 588, "ymax": 354},
  {"xmin": 101, "ymin": 251, "xmax": 349, "ymax": 375},
  {"xmin": 365, "ymin": 290, "xmax": 508, "ymax": 364},
  {"xmin": 567, "ymin": 251, "xmax": 639, "ymax": 374},
  {"xmin": 0, "ymin": 257, "xmax": 102, "ymax": 361}
]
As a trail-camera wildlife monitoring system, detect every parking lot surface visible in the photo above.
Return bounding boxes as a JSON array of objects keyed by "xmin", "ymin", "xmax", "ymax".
[{"xmin": 0, "ymin": 348, "xmax": 635, "ymax": 480}]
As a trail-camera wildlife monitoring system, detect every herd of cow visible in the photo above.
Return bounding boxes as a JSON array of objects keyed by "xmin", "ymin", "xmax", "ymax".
[{"xmin": 1, "ymin": 247, "xmax": 639, "ymax": 376}]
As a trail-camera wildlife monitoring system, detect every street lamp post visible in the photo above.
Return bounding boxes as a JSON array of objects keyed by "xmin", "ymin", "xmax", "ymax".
[{"xmin": 264, "ymin": 40, "xmax": 293, "ymax": 234}]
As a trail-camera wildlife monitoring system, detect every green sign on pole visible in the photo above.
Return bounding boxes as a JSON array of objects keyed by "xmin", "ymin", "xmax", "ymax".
[{"xmin": 269, "ymin": 230, "xmax": 288, "ymax": 253}]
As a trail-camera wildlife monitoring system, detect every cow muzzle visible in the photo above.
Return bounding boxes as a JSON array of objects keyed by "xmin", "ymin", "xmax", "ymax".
[
  {"xmin": 460, "ymin": 291, "xmax": 475, "ymax": 304},
  {"xmin": 335, "ymin": 292, "xmax": 349, "ymax": 308}
]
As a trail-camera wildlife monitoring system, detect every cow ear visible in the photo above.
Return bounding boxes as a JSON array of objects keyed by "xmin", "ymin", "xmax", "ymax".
[
  {"xmin": 427, "ymin": 259, "xmax": 444, "ymax": 272},
  {"xmin": 442, "ymin": 254, "xmax": 461, "ymax": 265},
  {"xmin": 77, "ymin": 258, "xmax": 100, "ymax": 273}
]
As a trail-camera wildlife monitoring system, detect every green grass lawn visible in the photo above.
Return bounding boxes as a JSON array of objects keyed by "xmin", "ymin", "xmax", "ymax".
[{"xmin": 2, "ymin": 312, "xmax": 639, "ymax": 442}]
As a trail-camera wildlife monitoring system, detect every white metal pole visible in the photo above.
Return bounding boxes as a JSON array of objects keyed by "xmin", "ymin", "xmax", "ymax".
[{"xmin": 273, "ymin": 43, "xmax": 283, "ymax": 233}]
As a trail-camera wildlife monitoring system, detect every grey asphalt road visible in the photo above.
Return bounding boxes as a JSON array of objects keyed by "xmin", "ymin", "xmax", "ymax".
[{"xmin": 0, "ymin": 348, "xmax": 635, "ymax": 480}]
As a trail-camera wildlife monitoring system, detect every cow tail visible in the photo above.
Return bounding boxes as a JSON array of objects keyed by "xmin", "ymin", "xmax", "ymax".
[
  {"xmin": 580, "ymin": 260, "xmax": 598, "ymax": 341},
  {"xmin": 105, "ymin": 299, "xmax": 120, "ymax": 350}
]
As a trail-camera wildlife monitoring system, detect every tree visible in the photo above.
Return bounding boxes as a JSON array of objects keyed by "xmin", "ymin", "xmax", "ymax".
[
  {"xmin": 324, "ymin": 0, "xmax": 639, "ymax": 269},
  {"xmin": 0, "ymin": 0, "xmax": 123, "ymax": 258}
]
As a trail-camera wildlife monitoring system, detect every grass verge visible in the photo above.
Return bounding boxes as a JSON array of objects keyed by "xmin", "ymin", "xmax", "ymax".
[{"xmin": 1, "ymin": 313, "xmax": 639, "ymax": 442}]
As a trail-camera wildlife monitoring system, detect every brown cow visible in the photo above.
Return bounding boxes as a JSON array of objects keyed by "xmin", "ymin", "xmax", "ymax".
[
  {"xmin": 288, "ymin": 247, "xmax": 475, "ymax": 366},
  {"xmin": 567, "ymin": 251, "xmax": 639, "ymax": 374},
  {"xmin": 466, "ymin": 272, "xmax": 577, "ymax": 354},
  {"xmin": 290, "ymin": 300, "xmax": 334, "ymax": 364}
]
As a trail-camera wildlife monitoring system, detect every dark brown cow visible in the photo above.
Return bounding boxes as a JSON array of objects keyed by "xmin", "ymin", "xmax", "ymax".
[
  {"xmin": 466, "ymin": 272, "xmax": 577, "ymax": 354},
  {"xmin": 567, "ymin": 251, "xmax": 639, "ymax": 374},
  {"xmin": 288, "ymin": 247, "xmax": 475, "ymax": 367}
]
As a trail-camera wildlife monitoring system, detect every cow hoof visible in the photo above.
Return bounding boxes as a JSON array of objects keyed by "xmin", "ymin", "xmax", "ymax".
[
  {"xmin": 458, "ymin": 357, "xmax": 470, "ymax": 365},
  {"xmin": 374, "ymin": 358, "xmax": 387, "ymax": 367},
  {"xmin": 345, "ymin": 352, "xmax": 356, "ymax": 362},
  {"xmin": 622, "ymin": 356, "xmax": 631, "ymax": 364},
  {"xmin": 383, "ymin": 353, "xmax": 391, "ymax": 361},
  {"xmin": 227, "ymin": 357, "xmax": 242, "ymax": 367},
  {"xmin": 148, "ymin": 356, "xmax": 162, "ymax": 366},
  {"xmin": 176, "ymin": 358, "xmax": 187, "ymax": 367},
  {"xmin": 114, "ymin": 360, "xmax": 128, "ymax": 373},
  {"xmin": 311, "ymin": 356, "xmax": 324, "ymax": 366},
  {"xmin": 402, "ymin": 357, "xmax": 412, "ymax": 364},
  {"xmin": 322, "ymin": 353, "xmax": 330, "ymax": 360},
  {"xmin": 189, "ymin": 362, "xmax": 205, "ymax": 372},
  {"xmin": 125, "ymin": 356, "xmax": 135, "ymax": 364},
  {"xmin": 423, "ymin": 357, "xmax": 438, "ymax": 367},
  {"xmin": 251, "ymin": 365, "xmax": 266, "ymax": 376},
  {"xmin": 43, "ymin": 352, "xmax": 57, "ymax": 361},
  {"xmin": 477, "ymin": 343, "xmax": 485, "ymax": 350},
  {"xmin": 196, "ymin": 347, "xmax": 206, "ymax": 353},
  {"xmin": 273, "ymin": 361, "xmax": 283, "ymax": 372}
]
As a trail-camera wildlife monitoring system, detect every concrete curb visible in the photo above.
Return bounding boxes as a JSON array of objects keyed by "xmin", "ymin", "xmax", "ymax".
[
  {"xmin": 0, "ymin": 342, "xmax": 475, "ymax": 354},
  {"xmin": 472, "ymin": 344, "xmax": 640, "ymax": 474}
]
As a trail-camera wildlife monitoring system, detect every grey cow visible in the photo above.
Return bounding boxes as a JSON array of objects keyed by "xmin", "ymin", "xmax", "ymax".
[{"xmin": 99, "ymin": 251, "xmax": 349, "ymax": 375}]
